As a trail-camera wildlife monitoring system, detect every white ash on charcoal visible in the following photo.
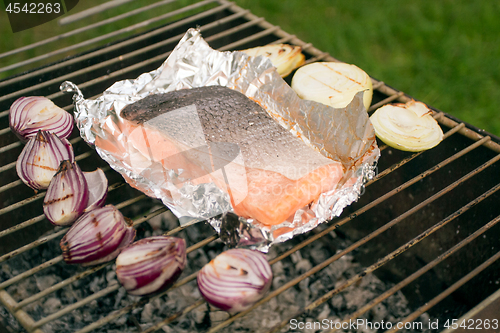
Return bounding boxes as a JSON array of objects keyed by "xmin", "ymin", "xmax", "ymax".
[{"xmin": 1, "ymin": 203, "xmax": 432, "ymax": 333}]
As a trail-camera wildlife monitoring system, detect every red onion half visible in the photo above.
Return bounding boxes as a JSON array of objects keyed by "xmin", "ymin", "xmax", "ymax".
[
  {"xmin": 9, "ymin": 96, "xmax": 74, "ymax": 142},
  {"xmin": 197, "ymin": 248, "xmax": 272, "ymax": 314},
  {"xmin": 16, "ymin": 130, "xmax": 74, "ymax": 190},
  {"xmin": 43, "ymin": 160, "xmax": 89, "ymax": 226},
  {"xmin": 60, "ymin": 205, "xmax": 136, "ymax": 266},
  {"xmin": 116, "ymin": 236, "xmax": 186, "ymax": 296}
]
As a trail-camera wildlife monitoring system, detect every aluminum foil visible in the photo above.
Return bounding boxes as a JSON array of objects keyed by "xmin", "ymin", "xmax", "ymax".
[{"xmin": 61, "ymin": 28, "xmax": 379, "ymax": 252}]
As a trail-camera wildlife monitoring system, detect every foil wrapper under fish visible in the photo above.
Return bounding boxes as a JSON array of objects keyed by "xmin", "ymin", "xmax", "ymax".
[{"xmin": 61, "ymin": 28, "xmax": 379, "ymax": 252}]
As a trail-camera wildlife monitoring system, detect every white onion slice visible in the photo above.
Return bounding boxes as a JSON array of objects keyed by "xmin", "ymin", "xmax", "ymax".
[
  {"xmin": 83, "ymin": 168, "xmax": 108, "ymax": 212},
  {"xmin": 370, "ymin": 100, "xmax": 444, "ymax": 151},
  {"xmin": 240, "ymin": 44, "xmax": 305, "ymax": 77},
  {"xmin": 291, "ymin": 62, "xmax": 373, "ymax": 110},
  {"xmin": 9, "ymin": 96, "xmax": 74, "ymax": 142},
  {"xmin": 197, "ymin": 248, "xmax": 272, "ymax": 314}
]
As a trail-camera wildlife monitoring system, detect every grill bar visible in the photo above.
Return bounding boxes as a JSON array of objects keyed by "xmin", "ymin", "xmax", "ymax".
[
  {"xmin": 366, "ymin": 122, "xmax": 465, "ymax": 184},
  {"xmin": 0, "ymin": 0, "xmax": 214, "ymax": 74},
  {"xmin": 266, "ymin": 120, "xmax": 465, "ymax": 270},
  {"xmin": 20, "ymin": 223, "xmax": 161, "ymax": 311},
  {"xmin": 0, "ymin": 174, "xmax": 114, "ymax": 237},
  {"xmin": 0, "ymin": 229, "xmax": 67, "ymax": 265},
  {"xmin": 1, "ymin": 1, "xmax": 208, "ymax": 91},
  {"xmin": 12, "ymin": 263, "xmax": 109, "ymax": 311},
  {"xmin": 59, "ymin": 0, "xmax": 136, "ymax": 25},
  {"xmin": 0, "ymin": 0, "xmax": 223, "ymax": 101},
  {"xmin": 0, "ymin": 127, "xmax": 13, "ymax": 136},
  {"xmin": 1, "ymin": 13, "xmax": 498, "ymax": 161},
  {"xmin": 0, "ymin": 193, "xmax": 46, "ymax": 216},
  {"xmin": 0, "ymin": 290, "xmax": 44, "ymax": 333},
  {"xmin": 0, "ymin": 141, "xmax": 21, "ymax": 154},
  {"xmin": 0, "ymin": 148, "xmax": 92, "ymax": 191},
  {"xmin": 1, "ymin": 1, "xmax": 500, "ymax": 332},
  {"xmin": 218, "ymin": 26, "xmax": 281, "ymax": 51},
  {"xmin": 331, "ymin": 182, "xmax": 500, "ymax": 329},
  {"xmin": 368, "ymin": 92, "xmax": 406, "ymax": 112},
  {"xmin": 10, "ymin": 206, "xmax": 177, "ymax": 313},
  {"xmin": 387, "ymin": 250, "xmax": 500, "ymax": 333},
  {"xmin": 73, "ymin": 271, "xmax": 201, "ymax": 333},
  {"xmin": 0, "ymin": 0, "xmax": 174, "ymax": 61},
  {"xmin": 0, "ymin": 256, "xmax": 64, "ymax": 291},
  {"xmin": 0, "ymin": 215, "xmax": 45, "ymax": 239},
  {"xmin": 0, "ymin": 4, "xmax": 251, "ymax": 109},
  {"xmin": 0, "ymin": 180, "xmax": 120, "ymax": 239},
  {"xmin": 31, "ymin": 283, "xmax": 122, "ymax": 330},
  {"xmin": 0, "ymin": 136, "xmax": 83, "ymax": 176},
  {"xmin": 0, "ymin": 193, "xmax": 149, "ymax": 285}
]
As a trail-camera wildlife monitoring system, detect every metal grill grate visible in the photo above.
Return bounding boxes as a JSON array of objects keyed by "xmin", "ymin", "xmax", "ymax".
[{"xmin": 1, "ymin": 1, "xmax": 499, "ymax": 332}]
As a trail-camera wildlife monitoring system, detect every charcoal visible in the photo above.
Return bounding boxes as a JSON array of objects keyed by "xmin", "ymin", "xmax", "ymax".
[
  {"xmin": 317, "ymin": 304, "xmax": 331, "ymax": 321},
  {"xmin": 191, "ymin": 303, "xmax": 208, "ymax": 324},
  {"xmin": 209, "ymin": 310, "xmax": 230, "ymax": 322},
  {"xmin": 43, "ymin": 298, "xmax": 62, "ymax": 313},
  {"xmin": 330, "ymin": 294, "xmax": 346, "ymax": 310},
  {"xmin": 141, "ymin": 303, "xmax": 155, "ymax": 323},
  {"xmin": 35, "ymin": 275, "xmax": 59, "ymax": 292}
]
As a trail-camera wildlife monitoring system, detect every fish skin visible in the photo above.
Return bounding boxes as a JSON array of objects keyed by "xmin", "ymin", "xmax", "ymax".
[
  {"xmin": 101, "ymin": 86, "xmax": 343, "ymax": 225},
  {"xmin": 121, "ymin": 86, "xmax": 337, "ymax": 180}
]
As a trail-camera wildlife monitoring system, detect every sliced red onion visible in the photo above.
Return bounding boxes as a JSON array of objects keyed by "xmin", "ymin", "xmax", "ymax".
[
  {"xmin": 197, "ymin": 248, "xmax": 272, "ymax": 314},
  {"xmin": 116, "ymin": 236, "xmax": 186, "ymax": 296},
  {"xmin": 83, "ymin": 168, "xmax": 108, "ymax": 212},
  {"xmin": 60, "ymin": 205, "xmax": 136, "ymax": 266},
  {"xmin": 43, "ymin": 160, "xmax": 89, "ymax": 226},
  {"xmin": 9, "ymin": 96, "xmax": 74, "ymax": 142},
  {"xmin": 16, "ymin": 130, "xmax": 74, "ymax": 190}
]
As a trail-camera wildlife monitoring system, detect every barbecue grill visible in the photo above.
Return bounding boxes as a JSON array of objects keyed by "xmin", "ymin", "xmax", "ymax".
[{"xmin": 1, "ymin": 1, "xmax": 499, "ymax": 332}]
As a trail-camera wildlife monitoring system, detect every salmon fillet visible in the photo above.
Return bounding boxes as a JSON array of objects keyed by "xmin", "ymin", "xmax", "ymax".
[{"xmin": 96, "ymin": 86, "xmax": 343, "ymax": 226}]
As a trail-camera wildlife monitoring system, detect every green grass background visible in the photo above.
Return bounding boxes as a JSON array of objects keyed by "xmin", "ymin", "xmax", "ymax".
[{"xmin": 1, "ymin": 0, "xmax": 499, "ymax": 135}]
